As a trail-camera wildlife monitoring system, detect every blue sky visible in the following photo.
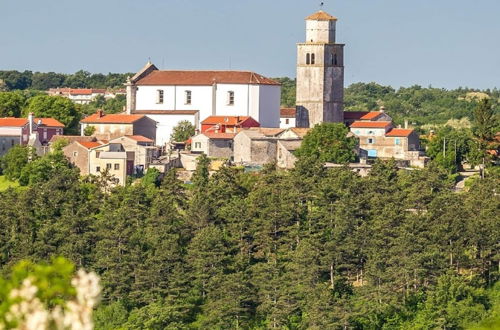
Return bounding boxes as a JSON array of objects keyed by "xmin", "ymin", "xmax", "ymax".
[{"xmin": 1, "ymin": 0, "xmax": 499, "ymax": 89}]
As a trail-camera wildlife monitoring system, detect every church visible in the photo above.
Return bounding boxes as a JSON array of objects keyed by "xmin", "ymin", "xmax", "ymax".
[{"xmin": 125, "ymin": 63, "xmax": 281, "ymax": 145}]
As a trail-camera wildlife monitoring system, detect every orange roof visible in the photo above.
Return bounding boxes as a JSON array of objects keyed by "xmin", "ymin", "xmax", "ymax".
[
  {"xmin": 280, "ymin": 108, "xmax": 296, "ymax": 118},
  {"xmin": 350, "ymin": 121, "xmax": 392, "ymax": 128},
  {"xmin": 385, "ymin": 129, "xmax": 414, "ymax": 137},
  {"xmin": 201, "ymin": 116, "xmax": 252, "ymax": 126},
  {"xmin": 125, "ymin": 135, "xmax": 154, "ymax": 143},
  {"xmin": 77, "ymin": 141, "xmax": 105, "ymax": 149},
  {"xmin": 35, "ymin": 118, "xmax": 65, "ymax": 127},
  {"xmin": 69, "ymin": 89, "xmax": 93, "ymax": 95},
  {"xmin": 81, "ymin": 112, "xmax": 145, "ymax": 124},
  {"xmin": 306, "ymin": 10, "xmax": 338, "ymax": 21},
  {"xmin": 135, "ymin": 70, "xmax": 280, "ymax": 86},
  {"xmin": 343, "ymin": 111, "xmax": 382, "ymax": 120},
  {"xmin": 0, "ymin": 118, "xmax": 28, "ymax": 127},
  {"xmin": 202, "ymin": 132, "xmax": 237, "ymax": 140}
]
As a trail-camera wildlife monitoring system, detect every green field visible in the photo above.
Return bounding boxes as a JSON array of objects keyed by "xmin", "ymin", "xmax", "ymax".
[{"xmin": 0, "ymin": 176, "xmax": 19, "ymax": 191}]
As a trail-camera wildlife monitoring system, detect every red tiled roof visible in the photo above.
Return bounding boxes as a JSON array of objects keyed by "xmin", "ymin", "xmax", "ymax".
[
  {"xmin": 350, "ymin": 121, "xmax": 392, "ymax": 128},
  {"xmin": 280, "ymin": 108, "xmax": 296, "ymax": 118},
  {"xmin": 35, "ymin": 118, "xmax": 65, "ymax": 127},
  {"xmin": 202, "ymin": 116, "xmax": 252, "ymax": 126},
  {"xmin": 69, "ymin": 89, "xmax": 93, "ymax": 95},
  {"xmin": 81, "ymin": 111, "xmax": 145, "ymax": 124},
  {"xmin": 306, "ymin": 10, "xmax": 338, "ymax": 21},
  {"xmin": 343, "ymin": 111, "xmax": 382, "ymax": 120},
  {"xmin": 0, "ymin": 118, "xmax": 28, "ymax": 127},
  {"xmin": 203, "ymin": 132, "xmax": 237, "ymax": 140},
  {"xmin": 77, "ymin": 141, "xmax": 105, "ymax": 149},
  {"xmin": 126, "ymin": 135, "xmax": 154, "ymax": 143},
  {"xmin": 385, "ymin": 129, "xmax": 414, "ymax": 137},
  {"xmin": 135, "ymin": 71, "xmax": 280, "ymax": 86}
]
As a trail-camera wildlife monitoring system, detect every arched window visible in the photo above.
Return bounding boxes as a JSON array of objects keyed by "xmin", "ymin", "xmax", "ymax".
[
  {"xmin": 311, "ymin": 53, "xmax": 315, "ymax": 64},
  {"xmin": 306, "ymin": 53, "xmax": 310, "ymax": 65},
  {"xmin": 334, "ymin": 54, "xmax": 338, "ymax": 66}
]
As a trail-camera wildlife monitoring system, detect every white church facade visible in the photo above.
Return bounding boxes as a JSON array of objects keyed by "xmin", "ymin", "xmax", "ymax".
[{"xmin": 126, "ymin": 62, "xmax": 281, "ymax": 145}]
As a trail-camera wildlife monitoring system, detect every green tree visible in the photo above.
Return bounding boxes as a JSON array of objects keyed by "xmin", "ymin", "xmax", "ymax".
[
  {"xmin": 170, "ymin": 120, "xmax": 195, "ymax": 142},
  {"xmin": 295, "ymin": 122, "xmax": 357, "ymax": 163},
  {"xmin": 24, "ymin": 95, "xmax": 80, "ymax": 133},
  {"xmin": 0, "ymin": 145, "xmax": 34, "ymax": 181},
  {"xmin": 0, "ymin": 91, "xmax": 26, "ymax": 117},
  {"xmin": 18, "ymin": 152, "xmax": 78, "ymax": 186},
  {"xmin": 473, "ymin": 98, "xmax": 496, "ymax": 141},
  {"xmin": 83, "ymin": 125, "xmax": 96, "ymax": 136}
]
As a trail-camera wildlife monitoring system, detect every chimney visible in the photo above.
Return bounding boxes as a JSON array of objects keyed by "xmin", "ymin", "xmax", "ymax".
[
  {"xmin": 28, "ymin": 112, "xmax": 34, "ymax": 133},
  {"xmin": 404, "ymin": 119, "xmax": 408, "ymax": 129},
  {"xmin": 379, "ymin": 106, "xmax": 386, "ymax": 113},
  {"xmin": 97, "ymin": 110, "xmax": 104, "ymax": 118}
]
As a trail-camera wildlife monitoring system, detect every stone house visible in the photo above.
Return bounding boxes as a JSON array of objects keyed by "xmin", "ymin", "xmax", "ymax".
[
  {"xmin": 63, "ymin": 140, "xmax": 107, "ymax": 175},
  {"xmin": 191, "ymin": 132, "xmax": 235, "ymax": 158},
  {"xmin": 80, "ymin": 110, "xmax": 157, "ymax": 142},
  {"xmin": 343, "ymin": 109, "xmax": 392, "ymax": 126},
  {"xmin": 276, "ymin": 140, "xmax": 302, "ymax": 169},
  {"xmin": 108, "ymin": 135, "xmax": 157, "ymax": 174},
  {"xmin": 233, "ymin": 128, "xmax": 284, "ymax": 165}
]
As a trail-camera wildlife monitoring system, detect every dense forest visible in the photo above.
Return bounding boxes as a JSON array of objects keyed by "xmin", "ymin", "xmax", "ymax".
[{"xmin": 0, "ymin": 149, "xmax": 498, "ymax": 329}]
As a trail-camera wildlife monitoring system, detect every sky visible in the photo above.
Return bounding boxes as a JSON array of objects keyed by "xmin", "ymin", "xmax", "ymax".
[{"xmin": 1, "ymin": 0, "xmax": 499, "ymax": 89}]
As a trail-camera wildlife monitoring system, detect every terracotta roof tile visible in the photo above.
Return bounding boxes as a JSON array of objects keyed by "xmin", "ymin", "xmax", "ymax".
[
  {"xmin": 350, "ymin": 121, "xmax": 392, "ymax": 128},
  {"xmin": 305, "ymin": 10, "xmax": 338, "ymax": 21},
  {"xmin": 125, "ymin": 135, "xmax": 154, "ymax": 143},
  {"xmin": 202, "ymin": 132, "xmax": 237, "ymax": 140},
  {"xmin": 0, "ymin": 118, "xmax": 28, "ymax": 127},
  {"xmin": 280, "ymin": 108, "xmax": 296, "ymax": 118},
  {"xmin": 135, "ymin": 71, "xmax": 280, "ymax": 86},
  {"xmin": 385, "ymin": 129, "xmax": 414, "ymax": 137},
  {"xmin": 77, "ymin": 141, "xmax": 105, "ymax": 149},
  {"xmin": 202, "ymin": 116, "xmax": 252, "ymax": 126},
  {"xmin": 69, "ymin": 89, "xmax": 93, "ymax": 95},
  {"xmin": 343, "ymin": 111, "xmax": 382, "ymax": 120},
  {"xmin": 81, "ymin": 112, "xmax": 145, "ymax": 124},
  {"xmin": 35, "ymin": 118, "xmax": 65, "ymax": 127}
]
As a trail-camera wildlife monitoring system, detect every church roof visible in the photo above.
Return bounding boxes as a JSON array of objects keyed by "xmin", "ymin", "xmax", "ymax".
[
  {"xmin": 135, "ymin": 71, "xmax": 280, "ymax": 86},
  {"xmin": 305, "ymin": 10, "xmax": 337, "ymax": 21}
]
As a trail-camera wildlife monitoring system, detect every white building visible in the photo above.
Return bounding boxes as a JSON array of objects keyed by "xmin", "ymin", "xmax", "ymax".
[
  {"xmin": 125, "ymin": 62, "xmax": 281, "ymax": 145},
  {"xmin": 280, "ymin": 108, "xmax": 296, "ymax": 128}
]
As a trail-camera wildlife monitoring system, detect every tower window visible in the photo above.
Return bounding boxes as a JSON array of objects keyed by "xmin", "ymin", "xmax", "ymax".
[
  {"xmin": 157, "ymin": 90, "xmax": 164, "ymax": 104},
  {"xmin": 227, "ymin": 91, "xmax": 235, "ymax": 105},
  {"xmin": 311, "ymin": 53, "xmax": 315, "ymax": 65},
  {"xmin": 306, "ymin": 53, "xmax": 310, "ymax": 65},
  {"xmin": 185, "ymin": 90, "xmax": 192, "ymax": 105},
  {"xmin": 334, "ymin": 54, "xmax": 338, "ymax": 66}
]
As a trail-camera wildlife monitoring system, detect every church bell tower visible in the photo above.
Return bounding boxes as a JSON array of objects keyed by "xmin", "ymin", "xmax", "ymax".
[{"xmin": 296, "ymin": 10, "xmax": 344, "ymax": 127}]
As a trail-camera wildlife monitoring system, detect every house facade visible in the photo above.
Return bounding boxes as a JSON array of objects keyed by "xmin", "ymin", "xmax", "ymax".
[
  {"xmin": 80, "ymin": 110, "xmax": 157, "ymax": 142},
  {"xmin": 191, "ymin": 133, "xmax": 235, "ymax": 158},
  {"xmin": 280, "ymin": 108, "xmax": 296, "ymax": 128},
  {"xmin": 125, "ymin": 62, "xmax": 281, "ymax": 145}
]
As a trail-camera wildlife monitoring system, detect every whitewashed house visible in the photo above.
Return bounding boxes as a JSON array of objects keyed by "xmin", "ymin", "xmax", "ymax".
[{"xmin": 125, "ymin": 62, "xmax": 281, "ymax": 145}]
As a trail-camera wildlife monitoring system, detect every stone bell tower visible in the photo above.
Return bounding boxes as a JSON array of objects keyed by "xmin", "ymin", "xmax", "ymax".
[{"xmin": 296, "ymin": 10, "xmax": 344, "ymax": 127}]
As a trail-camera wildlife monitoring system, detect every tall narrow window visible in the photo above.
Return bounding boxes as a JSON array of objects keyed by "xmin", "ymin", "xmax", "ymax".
[
  {"xmin": 185, "ymin": 90, "xmax": 192, "ymax": 105},
  {"xmin": 227, "ymin": 91, "xmax": 235, "ymax": 105},
  {"xmin": 311, "ymin": 53, "xmax": 315, "ymax": 65},
  {"xmin": 334, "ymin": 54, "xmax": 338, "ymax": 66},
  {"xmin": 306, "ymin": 53, "xmax": 310, "ymax": 65},
  {"xmin": 157, "ymin": 90, "xmax": 164, "ymax": 104}
]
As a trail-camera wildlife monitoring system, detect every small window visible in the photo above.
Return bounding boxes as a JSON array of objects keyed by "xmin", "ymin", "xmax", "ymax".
[
  {"xmin": 95, "ymin": 151, "xmax": 101, "ymax": 158},
  {"xmin": 285, "ymin": 119, "xmax": 289, "ymax": 125},
  {"xmin": 185, "ymin": 90, "xmax": 192, "ymax": 105},
  {"xmin": 114, "ymin": 163, "xmax": 120, "ymax": 170},
  {"xmin": 355, "ymin": 130, "xmax": 360, "ymax": 135},
  {"xmin": 195, "ymin": 142, "xmax": 202, "ymax": 149},
  {"xmin": 106, "ymin": 163, "xmax": 112, "ymax": 170},
  {"xmin": 368, "ymin": 138, "xmax": 375, "ymax": 144},
  {"xmin": 227, "ymin": 91, "xmax": 235, "ymax": 105},
  {"xmin": 11, "ymin": 140, "xmax": 15, "ymax": 146},
  {"xmin": 311, "ymin": 53, "xmax": 315, "ymax": 65},
  {"xmin": 306, "ymin": 53, "xmax": 310, "ymax": 65},
  {"xmin": 96, "ymin": 166, "xmax": 101, "ymax": 172},
  {"xmin": 73, "ymin": 151, "xmax": 78, "ymax": 157},
  {"xmin": 395, "ymin": 138, "xmax": 401, "ymax": 145},
  {"xmin": 157, "ymin": 90, "xmax": 164, "ymax": 104},
  {"xmin": 333, "ymin": 54, "xmax": 338, "ymax": 66},
  {"xmin": 368, "ymin": 130, "xmax": 374, "ymax": 135}
]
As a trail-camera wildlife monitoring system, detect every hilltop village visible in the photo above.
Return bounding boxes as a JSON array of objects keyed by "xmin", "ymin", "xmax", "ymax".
[{"xmin": 0, "ymin": 10, "xmax": 431, "ymax": 185}]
